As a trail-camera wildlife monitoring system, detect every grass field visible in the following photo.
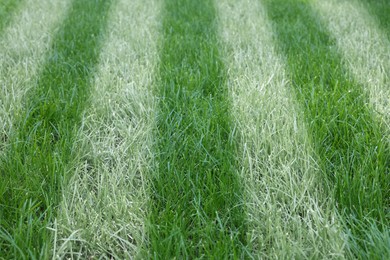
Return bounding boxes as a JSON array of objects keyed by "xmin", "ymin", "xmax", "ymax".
[{"xmin": 0, "ymin": 0, "xmax": 389, "ymax": 259}]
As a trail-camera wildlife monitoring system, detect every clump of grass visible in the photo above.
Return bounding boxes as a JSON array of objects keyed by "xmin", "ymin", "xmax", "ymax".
[
  {"xmin": 147, "ymin": 0, "xmax": 248, "ymax": 258},
  {"xmin": 0, "ymin": 0, "xmax": 113, "ymax": 258},
  {"xmin": 263, "ymin": 0, "xmax": 389, "ymax": 258}
]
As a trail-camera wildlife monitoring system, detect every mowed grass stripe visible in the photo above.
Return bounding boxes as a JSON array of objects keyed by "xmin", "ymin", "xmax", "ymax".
[
  {"xmin": 0, "ymin": 0, "xmax": 71, "ymax": 256},
  {"xmin": 313, "ymin": 0, "xmax": 390, "ymax": 126},
  {"xmin": 149, "ymin": 0, "xmax": 247, "ymax": 257},
  {"xmin": 0, "ymin": 0, "xmax": 23, "ymax": 34},
  {"xmin": 55, "ymin": 0, "xmax": 159, "ymax": 257},
  {"xmin": 217, "ymin": 0, "xmax": 346, "ymax": 258},
  {"xmin": 0, "ymin": 0, "xmax": 69, "ymax": 157},
  {"xmin": 263, "ymin": 0, "xmax": 389, "ymax": 257},
  {"xmin": 0, "ymin": 0, "xmax": 113, "ymax": 258},
  {"xmin": 313, "ymin": 0, "xmax": 390, "ymax": 256}
]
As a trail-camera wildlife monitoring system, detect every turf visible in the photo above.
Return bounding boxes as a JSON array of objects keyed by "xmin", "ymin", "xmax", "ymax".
[
  {"xmin": 313, "ymin": 0, "xmax": 390, "ymax": 125},
  {"xmin": 0, "ymin": 0, "xmax": 389, "ymax": 258},
  {"xmin": 217, "ymin": 0, "xmax": 346, "ymax": 258},
  {"xmin": 359, "ymin": 0, "xmax": 390, "ymax": 39},
  {"xmin": 263, "ymin": 0, "xmax": 389, "ymax": 258},
  {"xmin": 1, "ymin": 0, "xmax": 69, "ymax": 159},
  {"xmin": 0, "ymin": 0, "xmax": 23, "ymax": 34},
  {"xmin": 53, "ymin": 0, "xmax": 159, "ymax": 257},
  {"xmin": 148, "ymin": 0, "xmax": 248, "ymax": 258},
  {"xmin": 313, "ymin": 0, "xmax": 390, "ymax": 257},
  {"xmin": 0, "ymin": 0, "xmax": 113, "ymax": 258}
]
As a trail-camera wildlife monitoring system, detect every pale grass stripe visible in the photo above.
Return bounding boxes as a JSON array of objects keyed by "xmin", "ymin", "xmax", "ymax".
[
  {"xmin": 0, "ymin": 0, "xmax": 70, "ymax": 154},
  {"xmin": 313, "ymin": 0, "xmax": 390, "ymax": 130},
  {"xmin": 216, "ymin": 0, "xmax": 345, "ymax": 258},
  {"xmin": 54, "ymin": 0, "xmax": 159, "ymax": 258}
]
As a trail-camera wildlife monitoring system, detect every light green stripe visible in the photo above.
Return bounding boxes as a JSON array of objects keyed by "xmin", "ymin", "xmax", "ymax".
[
  {"xmin": 0, "ymin": 0, "xmax": 113, "ymax": 258},
  {"xmin": 313, "ymin": 0, "xmax": 390, "ymax": 257},
  {"xmin": 314, "ymin": 0, "xmax": 390, "ymax": 122},
  {"xmin": 0, "ymin": 0, "xmax": 69, "ymax": 157},
  {"xmin": 217, "ymin": 0, "xmax": 346, "ymax": 258},
  {"xmin": 55, "ymin": 0, "xmax": 159, "ymax": 257},
  {"xmin": 263, "ymin": 0, "xmax": 389, "ymax": 258}
]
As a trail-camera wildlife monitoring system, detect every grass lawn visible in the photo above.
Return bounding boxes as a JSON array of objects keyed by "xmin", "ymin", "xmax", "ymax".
[
  {"xmin": 0, "ymin": 0, "xmax": 388, "ymax": 258},
  {"xmin": 0, "ymin": 0, "xmax": 23, "ymax": 34},
  {"xmin": 148, "ymin": 0, "xmax": 248, "ymax": 258},
  {"xmin": 263, "ymin": 0, "xmax": 389, "ymax": 257},
  {"xmin": 0, "ymin": 0, "xmax": 112, "ymax": 257}
]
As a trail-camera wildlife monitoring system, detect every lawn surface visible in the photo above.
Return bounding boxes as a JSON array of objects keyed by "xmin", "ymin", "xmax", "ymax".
[
  {"xmin": 0, "ymin": 0, "xmax": 112, "ymax": 257},
  {"xmin": 0, "ymin": 0, "xmax": 389, "ymax": 258},
  {"xmin": 148, "ymin": 0, "xmax": 247, "ymax": 258}
]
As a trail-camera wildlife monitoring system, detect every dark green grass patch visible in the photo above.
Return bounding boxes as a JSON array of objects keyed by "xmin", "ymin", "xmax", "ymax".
[
  {"xmin": 0, "ymin": 0, "xmax": 23, "ymax": 34},
  {"xmin": 0, "ymin": 0, "xmax": 113, "ymax": 258},
  {"xmin": 148, "ymin": 0, "xmax": 248, "ymax": 258},
  {"xmin": 263, "ymin": 0, "xmax": 389, "ymax": 258}
]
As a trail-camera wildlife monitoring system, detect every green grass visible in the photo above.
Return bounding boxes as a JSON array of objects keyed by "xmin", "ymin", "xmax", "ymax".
[
  {"xmin": 1, "ymin": 0, "xmax": 389, "ymax": 258},
  {"xmin": 313, "ymin": 0, "xmax": 390, "ymax": 128},
  {"xmin": 359, "ymin": 0, "xmax": 390, "ymax": 39},
  {"xmin": 263, "ymin": 0, "xmax": 389, "ymax": 258},
  {"xmin": 1, "ymin": 0, "xmax": 70, "ymax": 159},
  {"xmin": 148, "ymin": 0, "xmax": 248, "ymax": 258},
  {"xmin": 53, "ymin": 0, "xmax": 159, "ymax": 257},
  {"xmin": 217, "ymin": 0, "xmax": 346, "ymax": 258},
  {"xmin": 0, "ymin": 0, "xmax": 112, "ymax": 258},
  {"xmin": 0, "ymin": 0, "xmax": 23, "ymax": 34}
]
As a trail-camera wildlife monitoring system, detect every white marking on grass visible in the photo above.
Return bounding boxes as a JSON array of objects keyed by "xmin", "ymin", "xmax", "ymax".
[
  {"xmin": 313, "ymin": 0, "xmax": 390, "ymax": 130},
  {"xmin": 0, "ymin": 0, "xmax": 70, "ymax": 154},
  {"xmin": 216, "ymin": 0, "xmax": 346, "ymax": 258},
  {"xmin": 54, "ymin": 0, "xmax": 159, "ymax": 258}
]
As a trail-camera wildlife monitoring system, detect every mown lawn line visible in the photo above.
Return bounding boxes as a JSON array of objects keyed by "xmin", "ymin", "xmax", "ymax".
[
  {"xmin": 313, "ymin": 0, "xmax": 390, "ymax": 124},
  {"xmin": 148, "ymin": 0, "xmax": 248, "ymax": 258},
  {"xmin": 263, "ymin": 0, "xmax": 389, "ymax": 258},
  {"xmin": 0, "ymin": 0, "xmax": 113, "ymax": 258},
  {"xmin": 313, "ymin": 0, "xmax": 390, "ymax": 257},
  {"xmin": 0, "ymin": 0, "xmax": 71, "ymax": 256},
  {"xmin": 216, "ymin": 0, "xmax": 346, "ymax": 258},
  {"xmin": 358, "ymin": 0, "xmax": 390, "ymax": 40},
  {"xmin": 0, "ymin": 0, "xmax": 24, "ymax": 34},
  {"xmin": 54, "ymin": 0, "xmax": 159, "ymax": 258},
  {"xmin": 0, "ymin": 0, "xmax": 69, "ymax": 157}
]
